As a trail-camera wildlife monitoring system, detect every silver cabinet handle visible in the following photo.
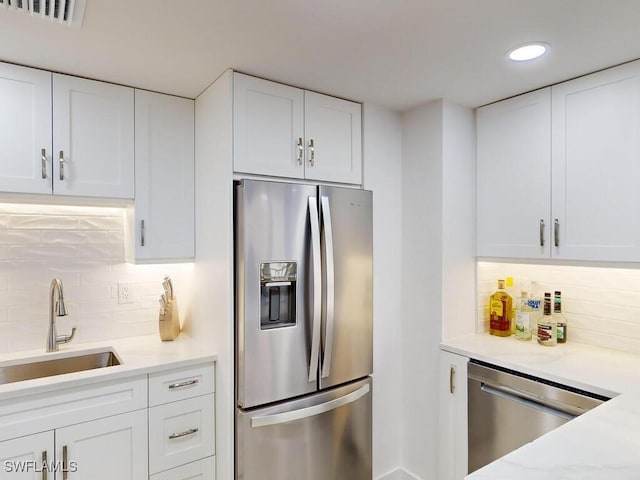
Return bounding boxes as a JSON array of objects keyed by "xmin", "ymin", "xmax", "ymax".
[
  {"xmin": 141, "ymin": 220, "xmax": 145, "ymax": 247},
  {"xmin": 58, "ymin": 150, "xmax": 65, "ymax": 181},
  {"xmin": 297, "ymin": 137, "xmax": 303, "ymax": 166},
  {"xmin": 308, "ymin": 196, "xmax": 322, "ymax": 383},
  {"xmin": 320, "ymin": 196, "xmax": 335, "ymax": 379},
  {"xmin": 308, "ymin": 139, "xmax": 315, "ymax": 166},
  {"xmin": 554, "ymin": 218, "xmax": 560, "ymax": 247},
  {"xmin": 449, "ymin": 366, "xmax": 456, "ymax": 394},
  {"xmin": 168, "ymin": 379, "xmax": 199, "ymax": 389},
  {"xmin": 251, "ymin": 383, "xmax": 370, "ymax": 428},
  {"xmin": 540, "ymin": 219, "xmax": 545, "ymax": 247},
  {"xmin": 169, "ymin": 427, "xmax": 199, "ymax": 440},
  {"xmin": 62, "ymin": 445, "xmax": 68, "ymax": 480},
  {"xmin": 42, "ymin": 451, "xmax": 48, "ymax": 480},
  {"xmin": 41, "ymin": 148, "xmax": 48, "ymax": 179}
]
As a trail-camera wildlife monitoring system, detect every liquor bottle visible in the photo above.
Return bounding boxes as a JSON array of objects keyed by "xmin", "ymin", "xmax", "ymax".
[
  {"xmin": 505, "ymin": 276, "xmax": 517, "ymax": 334},
  {"xmin": 554, "ymin": 290, "xmax": 567, "ymax": 344},
  {"xmin": 537, "ymin": 293, "xmax": 557, "ymax": 346},
  {"xmin": 528, "ymin": 281, "xmax": 543, "ymax": 337},
  {"xmin": 515, "ymin": 291, "xmax": 533, "ymax": 340},
  {"xmin": 489, "ymin": 279, "xmax": 512, "ymax": 337}
]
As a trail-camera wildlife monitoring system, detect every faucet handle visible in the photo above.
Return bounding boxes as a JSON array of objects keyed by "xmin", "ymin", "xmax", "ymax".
[{"xmin": 57, "ymin": 327, "xmax": 76, "ymax": 345}]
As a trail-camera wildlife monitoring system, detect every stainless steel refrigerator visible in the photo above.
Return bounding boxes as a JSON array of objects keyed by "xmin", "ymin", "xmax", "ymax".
[{"xmin": 234, "ymin": 179, "xmax": 373, "ymax": 480}]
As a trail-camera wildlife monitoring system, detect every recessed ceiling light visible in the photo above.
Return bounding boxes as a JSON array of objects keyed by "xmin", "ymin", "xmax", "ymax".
[{"xmin": 507, "ymin": 43, "xmax": 550, "ymax": 62}]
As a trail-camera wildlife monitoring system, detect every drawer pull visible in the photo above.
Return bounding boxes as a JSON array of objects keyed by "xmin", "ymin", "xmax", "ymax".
[
  {"xmin": 62, "ymin": 445, "xmax": 68, "ymax": 480},
  {"xmin": 169, "ymin": 427, "xmax": 199, "ymax": 440},
  {"xmin": 168, "ymin": 379, "xmax": 199, "ymax": 390}
]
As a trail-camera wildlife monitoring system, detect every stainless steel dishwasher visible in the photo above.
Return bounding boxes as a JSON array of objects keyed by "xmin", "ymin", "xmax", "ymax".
[{"xmin": 467, "ymin": 360, "xmax": 609, "ymax": 473}]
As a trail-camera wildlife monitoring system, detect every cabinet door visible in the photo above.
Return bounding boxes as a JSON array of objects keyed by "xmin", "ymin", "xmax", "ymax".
[
  {"xmin": 437, "ymin": 351, "xmax": 468, "ymax": 480},
  {"xmin": 52, "ymin": 74, "xmax": 134, "ymax": 198},
  {"xmin": 304, "ymin": 91, "xmax": 362, "ymax": 184},
  {"xmin": 552, "ymin": 60, "xmax": 640, "ymax": 261},
  {"xmin": 55, "ymin": 410, "xmax": 147, "ymax": 480},
  {"xmin": 134, "ymin": 90, "xmax": 195, "ymax": 260},
  {"xmin": 233, "ymin": 73, "xmax": 304, "ymax": 178},
  {"xmin": 0, "ymin": 63, "xmax": 52, "ymax": 194},
  {"xmin": 0, "ymin": 431, "xmax": 53, "ymax": 480},
  {"xmin": 476, "ymin": 88, "xmax": 551, "ymax": 258}
]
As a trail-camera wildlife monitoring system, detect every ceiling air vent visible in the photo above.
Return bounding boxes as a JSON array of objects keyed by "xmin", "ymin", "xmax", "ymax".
[{"xmin": 0, "ymin": 0, "xmax": 87, "ymax": 27}]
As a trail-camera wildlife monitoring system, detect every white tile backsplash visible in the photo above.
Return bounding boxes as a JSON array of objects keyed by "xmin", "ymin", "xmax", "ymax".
[
  {"xmin": 0, "ymin": 202, "xmax": 192, "ymax": 354},
  {"xmin": 478, "ymin": 261, "xmax": 640, "ymax": 353}
]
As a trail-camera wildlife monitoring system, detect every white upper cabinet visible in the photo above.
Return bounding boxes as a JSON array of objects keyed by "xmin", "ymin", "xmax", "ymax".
[
  {"xmin": 233, "ymin": 72, "xmax": 362, "ymax": 184},
  {"xmin": 133, "ymin": 90, "xmax": 194, "ymax": 260},
  {"xmin": 304, "ymin": 91, "xmax": 362, "ymax": 184},
  {"xmin": 552, "ymin": 61, "xmax": 640, "ymax": 261},
  {"xmin": 0, "ymin": 63, "xmax": 134, "ymax": 199},
  {"xmin": 53, "ymin": 73, "xmax": 134, "ymax": 198},
  {"xmin": 0, "ymin": 62, "xmax": 52, "ymax": 195},
  {"xmin": 233, "ymin": 73, "xmax": 305, "ymax": 178},
  {"xmin": 477, "ymin": 88, "xmax": 551, "ymax": 258},
  {"xmin": 477, "ymin": 59, "xmax": 640, "ymax": 262}
]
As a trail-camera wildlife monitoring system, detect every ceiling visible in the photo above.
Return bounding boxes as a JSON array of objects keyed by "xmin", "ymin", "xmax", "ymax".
[{"xmin": 2, "ymin": 0, "xmax": 640, "ymax": 111}]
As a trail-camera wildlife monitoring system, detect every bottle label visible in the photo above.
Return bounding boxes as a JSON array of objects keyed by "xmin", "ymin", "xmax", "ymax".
[
  {"xmin": 490, "ymin": 299, "xmax": 504, "ymax": 317},
  {"xmin": 516, "ymin": 312, "xmax": 531, "ymax": 332},
  {"xmin": 557, "ymin": 324, "xmax": 565, "ymax": 341},
  {"xmin": 538, "ymin": 324, "xmax": 553, "ymax": 342},
  {"xmin": 527, "ymin": 299, "xmax": 541, "ymax": 311}
]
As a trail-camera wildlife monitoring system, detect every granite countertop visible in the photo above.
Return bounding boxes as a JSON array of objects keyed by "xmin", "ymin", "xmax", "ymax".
[
  {"xmin": 441, "ymin": 334, "xmax": 640, "ymax": 479},
  {"xmin": 0, "ymin": 334, "xmax": 217, "ymax": 400}
]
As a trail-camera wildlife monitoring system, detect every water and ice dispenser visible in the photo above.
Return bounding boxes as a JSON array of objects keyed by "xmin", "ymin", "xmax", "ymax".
[{"xmin": 260, "ymin": 262, "xmax": 297, "ymax": 329}]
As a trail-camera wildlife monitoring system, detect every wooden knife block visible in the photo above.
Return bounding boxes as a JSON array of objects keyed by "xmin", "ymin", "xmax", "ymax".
[{"xmin": 159, "ymin": 297, "xmax": 181, "ymax": 341}]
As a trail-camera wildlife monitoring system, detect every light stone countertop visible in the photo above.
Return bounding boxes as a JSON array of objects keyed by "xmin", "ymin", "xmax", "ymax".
[
  {"xmin": 441, "ymin": 334, "xmax": 640, "ymax": 479},
  {"xmin": 0, "ymin": 334, "xmax": 217, "ymax": 400}
]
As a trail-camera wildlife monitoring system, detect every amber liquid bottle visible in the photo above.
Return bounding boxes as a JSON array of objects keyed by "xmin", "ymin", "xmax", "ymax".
[{"xmin": 489, "ymin": 279, "xmax": 512, "ymax": 337}]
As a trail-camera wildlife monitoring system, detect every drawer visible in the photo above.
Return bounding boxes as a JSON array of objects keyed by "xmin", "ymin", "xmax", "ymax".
[
  {"xmin": 0, "ymin": 376, "xmax": 147, "ymax": 442},
  {"xmin": 150, "ymin": 455, "xmax": 215, "ymax": 480},
  {"xmin": 149, "ymin": 393, "xmax": 215, "ymax": 474},
  {"xmin": 149, "ymin": 363, "xmax": 214, "ymax": 407}
]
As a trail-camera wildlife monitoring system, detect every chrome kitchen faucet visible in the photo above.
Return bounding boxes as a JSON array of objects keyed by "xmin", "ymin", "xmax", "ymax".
[{"xmin": 46, "ymin": 278, "xmax": 76, "ymax": 352}]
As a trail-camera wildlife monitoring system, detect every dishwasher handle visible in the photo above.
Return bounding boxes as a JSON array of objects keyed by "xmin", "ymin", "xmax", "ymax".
[{"xmin": 480, "ymin": 383, "xmax": 578, "ymax": 421}]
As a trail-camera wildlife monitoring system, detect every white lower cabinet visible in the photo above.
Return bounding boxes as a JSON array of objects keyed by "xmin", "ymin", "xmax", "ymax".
[
  {"xmin": 148, "ymin": 364, "xmax": 216, "ymax": 477},
  {"xmin": 0, "ymin": 431, "xmax": 53, "ymax": 480},
  {"xmin": 438, "ymin": 350, "xmax": 469, "ymax": 480},
  {"xmin": 55, "ymin": 410, "xmax": 148, "ymax": 480},
  {"xmin": 0, "ymin": 362, "xmax": 216, "ymax": 480}
]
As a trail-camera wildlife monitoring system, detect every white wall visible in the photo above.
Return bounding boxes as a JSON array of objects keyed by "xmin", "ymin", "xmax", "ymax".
[
  {"xmin": 399, "ymin": 99, "xmax": 476, "ymax": 480},
  {"xmin": 442, "ymin": 102, "xmax": 477, "ymax": 341},
  {"xmin": 362, "ymin": 103, "xmax": 404, "ymax": 479},
  {"xmin": 400, "ymin": 100, "xmax": 444, "ymax": 480},
  {"xmin": 193, "ymin": 70, "xmax": 234, "ymax": 480},
  {"xmin": 0, "ymin": 202, "xmax": 192, "ymax": 354}
]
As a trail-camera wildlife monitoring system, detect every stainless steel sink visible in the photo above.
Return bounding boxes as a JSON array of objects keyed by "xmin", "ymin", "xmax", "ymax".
[{"xmin": 0, "ymin": 349, "xmax": 121, "ymax": 385}]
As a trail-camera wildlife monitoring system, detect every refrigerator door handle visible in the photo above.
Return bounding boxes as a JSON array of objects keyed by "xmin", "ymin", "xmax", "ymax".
[
  {"xmin": 308, "ymin": 196, "xmax": 322, "ymax": 383},
  {"xmin": 320, "ymin": 195, "xmax": 335, "ymax": 379},
  {"xmin": 250, "ymin": 383, "xmax": 370, "ymax": 428}
]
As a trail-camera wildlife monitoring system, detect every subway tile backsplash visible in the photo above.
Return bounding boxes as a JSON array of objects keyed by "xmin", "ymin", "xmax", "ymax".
[
  {"xmin": 478, "ymin": 261, "xmax": 640, "ymax": 353},
  {"xmin": 0, "ymin": 203, "xmax": 192, "ymax": 354}
]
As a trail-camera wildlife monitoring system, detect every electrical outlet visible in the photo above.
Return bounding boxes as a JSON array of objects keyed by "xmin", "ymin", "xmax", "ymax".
[{"xmin": 118, "ymin": 283, "xmax": 134, "ymax": 304}]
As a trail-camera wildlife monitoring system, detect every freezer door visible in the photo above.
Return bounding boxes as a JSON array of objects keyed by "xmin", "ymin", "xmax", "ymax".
[
  {"xmin": 236, "ymin": 180, "xmax": 320, "ymax": 408},
  {"xmin": 236, "ymin": 377, "xmax": 372, "ymax": 480},
  {"xmin": 319, "ymin": 186, "xmax": 373, "ymax": 389}
]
